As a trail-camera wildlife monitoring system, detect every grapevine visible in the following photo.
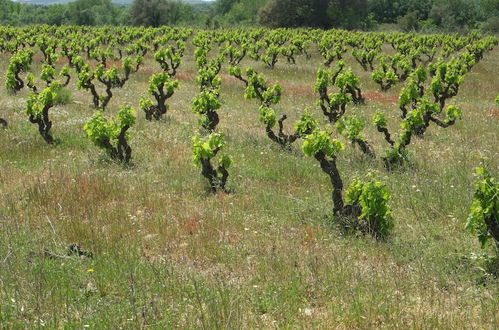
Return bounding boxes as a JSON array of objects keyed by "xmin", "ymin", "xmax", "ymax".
[
  {"xmin": 466, "ymin": 167, "xmax": 499, "ymax": 250},
  {"xmin": 26, "ymin": 83, "xmax": 60, "ymax": 144},
  {"xmin": 140, "ymin": 72, "xmax": 179, "ymax": 121},
  {"xmin": 192, "ymin": 132, "xmax": 232, "ymax": 193},
  {"xmin": 83, "ymin": 104, "xmax": 136, "ymax": 164}
]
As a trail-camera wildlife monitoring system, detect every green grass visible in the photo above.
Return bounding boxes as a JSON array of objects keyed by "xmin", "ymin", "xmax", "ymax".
[{"xmin": 0, "ymin": 41, "xmax": 498, "ymax": 328}]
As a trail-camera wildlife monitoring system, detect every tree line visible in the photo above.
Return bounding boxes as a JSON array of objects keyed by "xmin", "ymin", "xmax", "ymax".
[
  {"xmin": 0, "ymin": 0, "xmax": 204, "ymax": 27},
  {"xmin": 208, "ymin": 0, "xmax": 499, "ymax": 32},
  {"xmin": 254, "ymin": 0, "xmax": 499, "ymax": 33},
  {"xmin": 0, "ymin": 0, "xmax": 497, "ymax": 33}
]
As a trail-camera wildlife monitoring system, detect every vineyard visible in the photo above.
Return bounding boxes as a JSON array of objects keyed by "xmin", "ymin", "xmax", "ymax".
[{"xmin": 0, "ymin": 25, "xmax": 498, "ymax": 327}]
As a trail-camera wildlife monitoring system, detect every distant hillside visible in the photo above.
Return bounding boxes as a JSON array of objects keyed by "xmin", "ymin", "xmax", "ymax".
[{"xmin": 13, "ymin": 0, "xmax": 214, "ymax": 5}]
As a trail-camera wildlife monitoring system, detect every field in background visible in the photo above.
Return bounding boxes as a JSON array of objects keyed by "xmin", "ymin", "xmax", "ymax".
[{"xmin": 0, "ymin": 32, "xmax": 498, "ymax": 328}]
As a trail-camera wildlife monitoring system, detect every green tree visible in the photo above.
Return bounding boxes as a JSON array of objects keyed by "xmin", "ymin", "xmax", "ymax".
[
  {"xmin": 429, "ymin": 0, "xmax": 479, "ymax": 30},
  {"xmin": 130, "ymin": 0, "xmax": 187, "ymax": 27},
  {"xmin": 259, "ymin": 0, "xmax": 330, "ymax": 28},
  {"xmin": 399, "ymin": 0, "xmax": 433, "ymax": 20},
  {"xmin": 259, "ymin": 0, "xmax": 369, "ymax": 29},
  {"xmin": 217, "ymin": 0, "xmax": 239, "ymax": 14},
  {"xmin": 68, "ymin": 0, "xmax": 117, "ymax": 26},
  {"xmin": 259, "ymin": 0, "xmax": 312, "ymax": 28},
  {"xmin": 368, "ymin": 0, "xmax": 404, "ymax": 23},
  {"xmin": 398, "ymin": 10, "xmax": 419, "ymax": 31},
  {"xmin": 327, "ymin": 0, "xmax": 369, "ymax": 29},
  {"xmin": 45, "ymin": 5, "xmax": 70, "ymax": 26},
  {"xmin": 219, "ymin": 0, "xmax": 266, "ymax": 25}
]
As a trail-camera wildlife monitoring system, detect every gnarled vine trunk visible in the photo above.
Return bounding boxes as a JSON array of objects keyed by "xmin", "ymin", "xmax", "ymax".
[
  {"xmin": 265, "ymin": 115, "xmax": 299, "ymax": 149},
  {"xmin": 200, "ymin": 156, "xmax": 229, "ymax": 193},
  {"xmin": 314, "ymin": 151, "xmax": 344, "ymax": 215},
  {"xmin": 29, "ymin": 104, "xmax": 53, "ymax": 144}
]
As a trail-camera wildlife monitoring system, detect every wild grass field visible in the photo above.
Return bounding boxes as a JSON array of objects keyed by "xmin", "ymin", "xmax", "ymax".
[{"xmin": 0, "ymin": 33, "xmax": 498, "ymax": 328}]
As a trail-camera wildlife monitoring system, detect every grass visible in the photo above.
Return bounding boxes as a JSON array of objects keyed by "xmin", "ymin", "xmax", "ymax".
[{"xmin": 0, "ymin": 38, "xmax": 498, "ymax": 328}]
